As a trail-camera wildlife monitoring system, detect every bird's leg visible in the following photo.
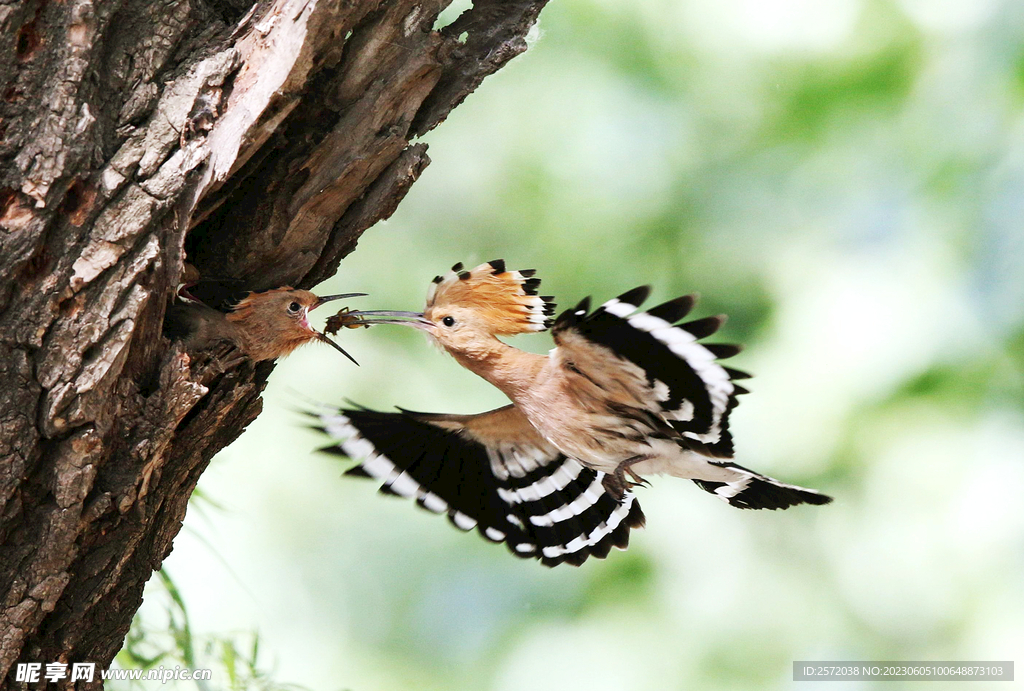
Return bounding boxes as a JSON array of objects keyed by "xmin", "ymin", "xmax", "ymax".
[{"xmin": 602, "ymin": 455, "xmax": 651, "ymax": 498}]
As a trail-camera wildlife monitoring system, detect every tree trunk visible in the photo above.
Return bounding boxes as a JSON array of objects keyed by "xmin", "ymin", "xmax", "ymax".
[{"xmin": 0, "ymin": 0, "xmax": 547, "ymax": 685}]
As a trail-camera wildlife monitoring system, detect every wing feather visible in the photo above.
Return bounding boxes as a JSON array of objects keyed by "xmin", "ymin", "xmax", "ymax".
[
  {"xmin": 315, "ymin": 404, "xmax": 644, "ymax": 566},
  {"xmin": 552, "ymin": 288, "xmax": 748, "ymax": 456}
]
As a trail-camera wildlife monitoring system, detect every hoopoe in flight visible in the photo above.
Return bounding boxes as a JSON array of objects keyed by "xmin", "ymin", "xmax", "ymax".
[
  {"xmin": 314, "ymin": 260, "xmax": 831, "ymax": 566},
  {"xmin": 166, "ymin": 272, "xmax": 366, "ymax": 363}
]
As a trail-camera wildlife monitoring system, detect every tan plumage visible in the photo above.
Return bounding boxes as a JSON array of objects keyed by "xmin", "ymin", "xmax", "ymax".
[
  {"xmin": 319, "ymin": 260, "xmax": 830, "ymax": 567},
  {"xmin": 225, "ymin": 288, "xmax": 322, "ymax": 360},
  {"xmin": 348, "ymin": 260, "xmax": 831, "ymax": 500},
  {"xmin": 408, "ymin": 404, "xmax": 556, "ymax": 450},
  {"xmin": 425, "ymin": 261, "xmax": 553, "ymax": 336},
  {"xmin": 386, "ymin": 305, "xmax": 675, "ymax": 495}
]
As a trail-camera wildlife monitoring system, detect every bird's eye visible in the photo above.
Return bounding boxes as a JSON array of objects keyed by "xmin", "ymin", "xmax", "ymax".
[
  {"xmin": 287, "ymin": 301, "xmax": 301, "ymax": 314},
  {"xmin": 442, "ymin": 316, "xmax": 456, "ymax": 327}
]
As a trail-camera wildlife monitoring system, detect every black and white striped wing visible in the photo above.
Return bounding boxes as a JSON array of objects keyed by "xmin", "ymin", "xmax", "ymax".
[
  {"xmin": 314, "ymin": 405, "xmax": 645, "ymax": 567},
  {"xmin": 552, "ymin": 287, "xmax": 749, "ymax": 457}
]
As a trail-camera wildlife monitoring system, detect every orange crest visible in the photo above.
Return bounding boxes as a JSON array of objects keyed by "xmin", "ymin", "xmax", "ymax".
[{"xmin": 426, "ymin": 260, "xmax": 556, "ymax": 335}]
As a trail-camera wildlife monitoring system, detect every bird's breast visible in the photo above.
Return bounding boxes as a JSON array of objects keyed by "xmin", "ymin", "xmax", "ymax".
[{"xmin": 514, "ymin": 380, "xmax": 660, "ymax": 473}]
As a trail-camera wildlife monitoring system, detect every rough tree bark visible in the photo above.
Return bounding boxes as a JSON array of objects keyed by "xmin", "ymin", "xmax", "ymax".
[{"xmin": 0, "ymin": 0, "xmax": 548, "ymax": 686}]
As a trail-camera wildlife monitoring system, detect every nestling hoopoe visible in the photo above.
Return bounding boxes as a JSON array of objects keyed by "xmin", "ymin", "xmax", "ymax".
[
  {"xmin": 166, "ymin": 279, "xmax": 366, "ymax": 363},
  {"xmin": 314, "ymin": 260, "xmax": 831, "ymax": 566}
]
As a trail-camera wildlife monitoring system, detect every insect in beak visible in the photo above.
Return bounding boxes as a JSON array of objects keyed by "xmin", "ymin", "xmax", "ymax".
[
  {"xmin": 308, "ymin": 292, "xmax": 367, "ymax": 364},
  {"xmin": 337, "ymin": 310, "xmax": 433, "ymax": 329}
]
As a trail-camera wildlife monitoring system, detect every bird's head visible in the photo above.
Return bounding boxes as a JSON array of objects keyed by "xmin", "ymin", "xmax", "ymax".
[
  {"xmin": 344, "ymin": 260, "xmax": 555, "ymax": 356},
  {"xmin": 226, "ymin": 287, "xmax": 365, "ymax": 363}
]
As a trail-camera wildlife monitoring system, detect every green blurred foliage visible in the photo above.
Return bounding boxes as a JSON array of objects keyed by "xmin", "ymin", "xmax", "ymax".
[
  {"xmin": 115, "ymin": 571, "xmax": 308, "ymax": 691},
  {"xmin": 149, "ymin": 0, "xmax": 1024, "ymax": 689}
]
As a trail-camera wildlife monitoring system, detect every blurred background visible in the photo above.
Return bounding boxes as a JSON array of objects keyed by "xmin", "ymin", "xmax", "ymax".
[{"xmin": 126, "ymin": 0, "xmax": 1024, "ymax": 688}]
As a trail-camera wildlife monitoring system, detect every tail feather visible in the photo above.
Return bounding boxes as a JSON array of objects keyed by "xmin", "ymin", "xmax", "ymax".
[{"xmin": 693, "ymin": 464, "xmax": 832, "ymax": 510}]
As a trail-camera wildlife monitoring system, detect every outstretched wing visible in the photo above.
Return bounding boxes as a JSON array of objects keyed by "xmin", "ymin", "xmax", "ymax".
[
  {"xmin": 552, "ymin": 287, "xmax": 749, "ymax": 457},
  {"xmin": 313, "ymin": 404, "xmax": 645, "ymax": 567}
]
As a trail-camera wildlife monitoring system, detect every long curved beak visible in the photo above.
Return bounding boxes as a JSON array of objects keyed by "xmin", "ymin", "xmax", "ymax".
[
  {"xmin": 315, "ymin": 331, "xmax": 359, "ymax": 365},
  {"xmin": 340, "ymin": 310, "xmax": 433, "ymax": 329},
  {"xmin": 312, "ymin": 292, "xmax": 367, "ymax": 309}
]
